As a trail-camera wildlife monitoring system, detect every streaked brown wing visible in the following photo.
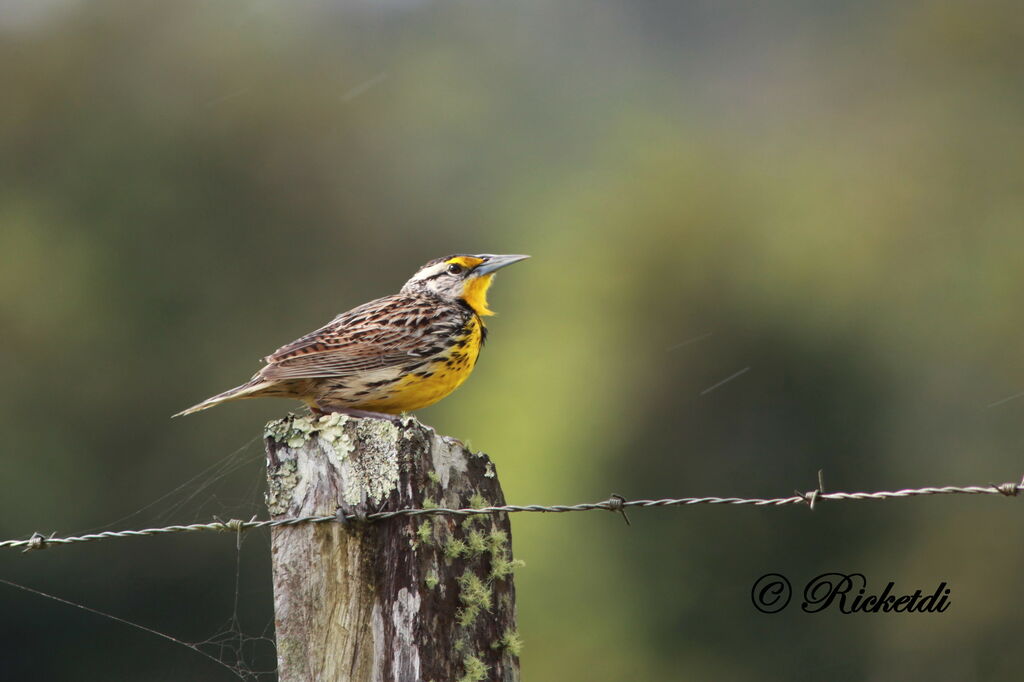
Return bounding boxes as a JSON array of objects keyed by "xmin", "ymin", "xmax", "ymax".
[{"xmin": 257, "ymin": 294, "xmax": 461, "ymax": 381}]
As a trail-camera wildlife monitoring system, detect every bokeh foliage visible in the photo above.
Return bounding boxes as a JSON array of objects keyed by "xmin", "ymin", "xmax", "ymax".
[{"xmin": 2, "ymin": 1, "xmax": 1023, "ymax": 679}]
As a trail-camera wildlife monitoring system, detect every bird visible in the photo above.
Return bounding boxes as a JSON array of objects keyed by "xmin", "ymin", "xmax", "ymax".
[{"xmin": 174, "ymin": 253, "xmax": 529, "ymax": 418}]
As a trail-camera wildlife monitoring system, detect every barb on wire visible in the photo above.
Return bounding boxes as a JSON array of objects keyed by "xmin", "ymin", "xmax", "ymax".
[{"xmin": 2, "ymin": 476, "xmax": 1022, "ymax": 553}]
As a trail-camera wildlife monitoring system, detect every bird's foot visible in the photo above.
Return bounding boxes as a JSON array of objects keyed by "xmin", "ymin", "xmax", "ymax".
[{"xmin": 310, "ymin": 404, "xmax": 403, "ymax": 424}]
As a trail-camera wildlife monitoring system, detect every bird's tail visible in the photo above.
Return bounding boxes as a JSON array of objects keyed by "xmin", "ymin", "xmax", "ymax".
[{"xmin": 172, "ymin": 379, "xmax": 274, "ymax": 417}]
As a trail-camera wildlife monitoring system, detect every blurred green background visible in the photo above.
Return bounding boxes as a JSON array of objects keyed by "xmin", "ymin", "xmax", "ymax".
[{"xmin": 2, "ymin": 0, "xmax": 1023, "ymax": 679}]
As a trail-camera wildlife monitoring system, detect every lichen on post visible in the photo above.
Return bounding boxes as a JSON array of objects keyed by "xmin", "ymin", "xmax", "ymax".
[{"xmin": 264, "ymin": 413, "xmax": 520, "ymax": 682}]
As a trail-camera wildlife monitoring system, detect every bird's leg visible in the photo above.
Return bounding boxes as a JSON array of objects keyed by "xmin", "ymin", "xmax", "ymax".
[{"xmin": 304, "ymin": 397, "xmax": 331, "ymax": 419}]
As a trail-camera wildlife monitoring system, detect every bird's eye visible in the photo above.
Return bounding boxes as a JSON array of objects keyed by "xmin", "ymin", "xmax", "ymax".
[{"xmin": 447, "ymin": 263, "xmax": 465, "ymax": 275}]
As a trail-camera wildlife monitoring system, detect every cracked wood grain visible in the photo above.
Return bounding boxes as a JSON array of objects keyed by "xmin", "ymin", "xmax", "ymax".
[{"xmin": 265, "ymin": 413, "xmax": 520, "ymax": 682}]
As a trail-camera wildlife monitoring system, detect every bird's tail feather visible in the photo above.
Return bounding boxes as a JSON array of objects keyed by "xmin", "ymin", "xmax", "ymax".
[{"xmin": 172, "ymin": 380, "xmax": 273, "ymax": 417}]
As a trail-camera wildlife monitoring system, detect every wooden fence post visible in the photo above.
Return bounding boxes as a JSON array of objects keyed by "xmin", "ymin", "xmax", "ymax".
[{"xmin": 264, "ymin": 413, "xmax": 520, "ymax": 682}]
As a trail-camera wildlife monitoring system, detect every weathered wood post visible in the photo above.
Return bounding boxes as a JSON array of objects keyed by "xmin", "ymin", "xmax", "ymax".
[{"xmin": 264, "ymin": 413, "xmax": 520, "ymax": 682}]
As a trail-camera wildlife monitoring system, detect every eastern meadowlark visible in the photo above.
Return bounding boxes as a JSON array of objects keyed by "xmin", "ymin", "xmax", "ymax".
[{"xmin": 174, "ymin": 253, "xmax": 529, "ymax": 418}]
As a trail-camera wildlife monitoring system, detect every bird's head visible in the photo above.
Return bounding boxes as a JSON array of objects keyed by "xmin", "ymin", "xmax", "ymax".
[{"xmin": 401, "ymin": 253, "xmax": 530, "ymax": 315}]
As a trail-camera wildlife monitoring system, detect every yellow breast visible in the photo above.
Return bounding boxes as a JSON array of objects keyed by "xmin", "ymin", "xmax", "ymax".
[{"xmin": 354, "ymin": 316, "xmax": 484, "ymax": 413}]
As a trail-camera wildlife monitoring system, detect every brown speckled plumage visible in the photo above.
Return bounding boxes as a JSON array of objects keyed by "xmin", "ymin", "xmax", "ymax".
[{"xmin": 174, "ymin": 254, "xmax": 528, "ymax": 417}]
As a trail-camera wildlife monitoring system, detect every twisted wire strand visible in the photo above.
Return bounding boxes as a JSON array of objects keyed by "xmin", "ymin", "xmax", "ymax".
[{"xmin": 2, "ymin": 480, "xmax": 1020, "ymax": 552}]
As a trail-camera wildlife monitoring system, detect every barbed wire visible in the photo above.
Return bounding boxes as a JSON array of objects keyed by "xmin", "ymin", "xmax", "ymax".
[{"xmin": 2, "ymin": 475, "xmax": 1021, "ymax": 553}]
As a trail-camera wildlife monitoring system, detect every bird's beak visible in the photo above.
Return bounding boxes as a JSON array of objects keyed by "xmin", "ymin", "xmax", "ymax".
[{"xmin": 471, "ymin": 254, "xmax": 530, "ymax": 276}]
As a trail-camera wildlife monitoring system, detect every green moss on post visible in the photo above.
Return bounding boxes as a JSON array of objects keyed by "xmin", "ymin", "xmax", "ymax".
[
  {"xmin": 266, "ymin": 412, "xmax": 519, "ymax": 682},
  {"xmin": 458, "ymin": 654, "xmax": 489, "ymax": 682},
  {"xmin": 493, "ymin": 628, "xmax": 524, "ymax": 657}
]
